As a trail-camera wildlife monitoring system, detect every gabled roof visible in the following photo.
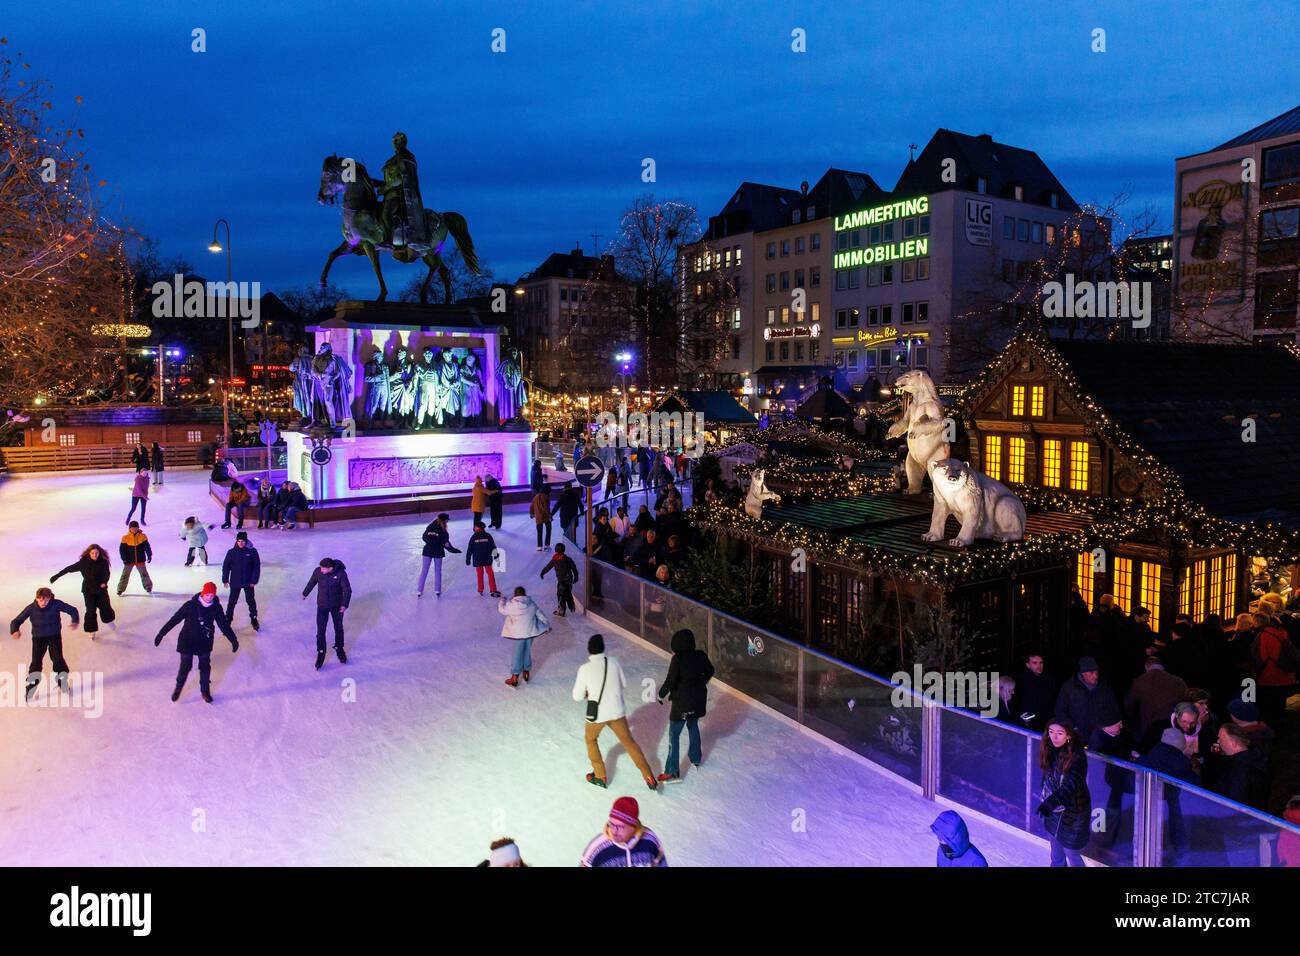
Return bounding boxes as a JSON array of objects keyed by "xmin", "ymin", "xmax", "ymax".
[
  {"xmin": 893, "ymin": 129, "xmax": 1079, "ymax": 211},
  {"xmin": 707, "ymin": 181, "xmax": 804, "ymax": 238},
  {"xmin": 524, "ymin": 247, "xmax": 624, "ymax": 283},
  {"xmin": 657, "ymin": 390, "xmax": 758, "ymax": 425},
  {"xmin": 795, "ymin": 387, "xmax": 854, "ymax": 421},
  {"xmin": 1214, "ymin": 104, "xmax": 1300, "ymax": 150},
  {"xmin": 810, "ymin": 167, "xmax": 888, "ymax": 218}
]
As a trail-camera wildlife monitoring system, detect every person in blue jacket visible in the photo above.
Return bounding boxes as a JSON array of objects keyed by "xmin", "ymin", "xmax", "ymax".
[
  {"xmin": 931, "ymin": 810, "xmax": 988, "ymax": 867},
  {"xmin": 221, "ymin": 531, "xmax": 262, "ymax": 630},
  {"xmin": 10, "ymin": 587, "xmax": 79, "ymax": 699},
  {"xmin": 417, "ymin": 513, "xmax": 460, "ymax": 598}
]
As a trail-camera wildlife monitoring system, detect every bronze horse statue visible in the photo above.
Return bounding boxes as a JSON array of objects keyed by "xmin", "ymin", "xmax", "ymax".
[{"xmin": 317, "ymin": 155, "xmax": 480, "ymax": 303}]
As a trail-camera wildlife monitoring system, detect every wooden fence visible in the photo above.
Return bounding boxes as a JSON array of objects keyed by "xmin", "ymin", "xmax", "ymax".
[{"xmin": 0, "ymin": 444, "xmax": 204, "ymax": 474}]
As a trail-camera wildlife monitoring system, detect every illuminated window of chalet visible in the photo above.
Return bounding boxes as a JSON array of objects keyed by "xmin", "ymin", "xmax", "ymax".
[
  {"xmin": 1113, "ymin": 557, "xmax": 1133, "ymax": 613},
  {"xmin": 1011, "ymin": 385, "xmax": 1026, "ymax": 416},
  {"xmin": 1076, "ymin": 552, "xmax": 1094, "ymax": 610},
  {"xmin": 1209, "ymin": 556, "xmax": 1223, "ymax": 620},
  {"xmin": 1179, "ymin": 568, "xmax": 1191, "ymax": 616},
  {"xmin": 1223, "ymin": 553, "xmax": 1237, "ymax": 618},
  {"xmin": 1069, "ymin": 442, "xmax": 1089, "ymax": 491},
  {"xmin": 1042, "ymin": 439, "xmax": 1061, "ymax": 487},
  {"xmin": 1030, "ymin": 385, "xmax": 1046, "ymax": 417},
  {"xmin": 1140, "ymin": 562, "xmax": 1162, "ymax": 632},
  {"xmin": 1193, "ymin": 559, "xmax": 1207, "ymax": 619},
  {"xmin": 984, "ymin": 434, "xmax": 1003, "ymax": 481},
  {"xmin": 1008, "ymin": 437, "xmax": 1025, "ymax": 483}
]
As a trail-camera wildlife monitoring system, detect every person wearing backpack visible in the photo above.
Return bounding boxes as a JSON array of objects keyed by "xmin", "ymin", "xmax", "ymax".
[{"xmin": 1251, "ymin": 609, "xmax": 1299, "ymax": 731}]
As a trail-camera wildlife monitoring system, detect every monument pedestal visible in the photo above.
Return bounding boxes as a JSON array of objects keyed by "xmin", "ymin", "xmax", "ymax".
[{"xmin": 286, "ymin": 426, "xmax": 535, "ymax": 521}]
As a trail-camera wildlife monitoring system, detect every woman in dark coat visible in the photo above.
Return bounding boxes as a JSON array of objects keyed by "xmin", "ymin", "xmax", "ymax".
[
  {"xmin": 655, "ymin": 628, "xmax": 715, "ymax": 783},
  {"xmin": 132, "ymin": 442, "xmax": 150, "ymax": 472},
  {"xmin": 1037, "ymin": 720, "xmax": 1091, "ymax": 866},
  {"xmin": 50, "ymin": 544, "xmax": 115, "ymax": 635},
  {"xmin": 150, "ymin": 441, "xmax": 165, "ymax": 486}
]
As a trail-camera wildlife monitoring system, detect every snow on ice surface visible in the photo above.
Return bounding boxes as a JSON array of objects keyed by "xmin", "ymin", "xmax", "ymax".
[{"xmin": 0, "ymin": 469, "xmax": 1044, "ymax": 867}]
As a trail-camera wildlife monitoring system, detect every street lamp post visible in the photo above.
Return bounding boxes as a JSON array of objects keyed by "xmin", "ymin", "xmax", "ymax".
[{"xmin": 208, "ymin": 218, "xmax": 234, "ymax": 449}]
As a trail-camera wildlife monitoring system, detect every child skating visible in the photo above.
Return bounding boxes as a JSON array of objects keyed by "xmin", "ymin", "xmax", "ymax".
[{"xmin": 10, "ymin": 587, "xmax": 79, "ymax": 700}]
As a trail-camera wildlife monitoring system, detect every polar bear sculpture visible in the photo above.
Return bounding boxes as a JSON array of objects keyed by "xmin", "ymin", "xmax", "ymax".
[
  {"xmin": 884, "ymin": 369, "xmax": 950, "ymax": 494},
  {"xmin": 744, "ymin": 468, "xmax": 781, "ymax": 519},
  {"xmin": 923, "ymin": 459, "xmax": 1026, "ymax": 548}
]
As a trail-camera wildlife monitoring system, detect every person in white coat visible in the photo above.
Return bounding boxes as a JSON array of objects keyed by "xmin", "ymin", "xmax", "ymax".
[
  {"xmin": 572, "ymin": 633, "xmax": 658, "ymax": 790},
  {"xmin": 499, "ymin": 586, "xmax": 550, "ymax": 687}
]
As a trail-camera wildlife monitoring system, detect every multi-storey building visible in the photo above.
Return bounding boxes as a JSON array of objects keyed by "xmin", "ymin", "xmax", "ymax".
[
  {"xmin": 514, "ymin": 246, "xmax": 633, "ymax": 392},
  {"xmin": 831, "ymin": 130, "xmax": 1084, "ymax": 385},
  {"xmin": 1171, "ymin": 104, "xmax": 1300, "ymax": 344}
]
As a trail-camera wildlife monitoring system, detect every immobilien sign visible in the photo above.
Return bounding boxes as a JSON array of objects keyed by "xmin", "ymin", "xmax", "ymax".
[{"xmin": 833, "ymin": 195, "xmax": 930, "ymax": 269}]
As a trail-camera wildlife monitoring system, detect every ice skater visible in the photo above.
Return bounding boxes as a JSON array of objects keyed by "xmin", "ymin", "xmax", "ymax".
[
  {"xmin": 181, "ymin": 516, "xmax": 214, "ymax": 566},
  {"xmin": 539, "ymin": 542, "xmax": 578, "ymax": 617},
  {"xmin": 465, "ymin": 521, "xmax": 500, "ymax": 597},
  {"xmin": 10, "ymin": 587, "xmax": 79, "ymax": 700},
  {"xmin": 125, "ymin": 467, "xmax": 150, "ymax": 525},
  {"xmin": 50, "ymin": 544, "xmax": 116, "ymax": 636},
  {"xmin": 150, "ymin": 441, "xmax": 165, "ymax": 486},
  {"xmin": 117, "ymin": 520, "xmax": 154, "ymax": 595},
  {"xmin": 580, "ymin": 797, "xmax": 668, "ymax": 868},
  {"xmin": 655, "ymin": 627, "xmax": 715, "ymax": 783},
  {"xmin": 302, "ymin": 557, "xmax": 351, "ymax": 669},
  {"xmin": 572, "ymin": 634, "xmax": 658, "ymax": 791},
  {"xmin": 153, "ymin": 581, "xmax": 239, "ymax": 703},
  {"xmin": 221, "ymin": 531, "xmax": 261, "ymax": 630},
  {"xmin": 499, "ymin": 585, "xmax": 550, "ymax": 687},
  {"xmin": 417, "ymin": 513, "xmax": 459, "ymax": 597},
  {"xmin": 529, "ymin": 483, "xmax": 553, "ymax": 551}
]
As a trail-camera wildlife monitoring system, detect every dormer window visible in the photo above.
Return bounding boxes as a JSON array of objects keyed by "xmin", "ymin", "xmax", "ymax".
[
  {"xmin": 976, "ymin": 177, "xmax": 988, "ymax": 195},
  {"xmin": 1013, "ymin": 184, "xmax": 1024, "ymax": 202},
  {"xmin": 1049, "ymin": 192, "xmax": 1059, "ymax": 209}
]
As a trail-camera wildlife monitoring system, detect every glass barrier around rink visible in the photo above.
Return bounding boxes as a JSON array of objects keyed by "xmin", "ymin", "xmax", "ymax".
[
  {"xmin": 709, "ymin": 610, "xmax": 801, "ymax": 723},
  {"xmin": 800, "ymin": 645, "xmax": 923, "ymax": 787},
  {"xmin": 937, "ymin": 708, "xmax": 1036, "ymax": 832},
  {"xmin": 587, "ymin": 562, "xmax": 641, "ymax": 637},
  {"xmin": 1153, "ymin": 774, "xmax": 1298, "ymax": 867},
  {"xmin": 643, "ymin": 586, "xmax": 711, "ymax": 657}
]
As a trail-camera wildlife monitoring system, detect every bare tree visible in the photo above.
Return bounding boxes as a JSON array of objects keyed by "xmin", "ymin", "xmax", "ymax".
[
  {"xmin": 0, "ymin": 45, "xmax": 133, "ymax": 414},
  {"xmin": 397, "ymin": 247, "xmax": 495, "ymax": 304}
]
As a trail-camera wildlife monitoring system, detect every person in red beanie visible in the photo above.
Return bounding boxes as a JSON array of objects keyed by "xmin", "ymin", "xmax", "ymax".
[
  {"xmin": 579, "ymin": 797, "xmax": 668, "ymax": 868},
  {"xmin": 154, "ymin": 581, "xmax": 239, "ymax": 703}
]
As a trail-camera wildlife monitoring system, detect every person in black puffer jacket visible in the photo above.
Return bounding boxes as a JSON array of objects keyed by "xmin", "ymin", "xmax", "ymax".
[
  {"xmin": 153, "ymin": 581, "xmax": 239, "ymax": 703},
  {"xmin": 655, "ymin": 628, "xmax": 716, "ymax": 783},
  {"xmin": 221, "ymin": 531, "xmax": 262, "ymax": 630},
  {"xmin": 1054, "ymin": 656, "xmax": 1120, "ymax": 743},
  {"xmin": 50, "ymin": 544, "xmax": 116, "ymax": 635},
  {"xmin": 539, "ymin": 542, "xmax": 579, "ymax": 616},
  {"xmin": 10, "ymin": 587, "xmax": 79, "ymax": 698},
  {"xmin": 417, "ymin": 513, "xmax": 461, "ymax": 598},
  {"xmin": 302, "ymin": 557, "xmax": 352, "ymax": 668},
  {"xmin": 464, "ymin": 522, "xmax": 499, "ymax": 597},
  {"xmin": 1037, "ymin": 720, "xmax": 1092, "ymax": 866}
]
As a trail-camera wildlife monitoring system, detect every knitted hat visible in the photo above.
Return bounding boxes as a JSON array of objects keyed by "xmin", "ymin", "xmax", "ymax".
[
  {"xmin": 200, "ymin": 582, "xmax": 218, "ymax": 598},
  {"xmin": 609, "ymin": 797, "xmax": 639, "ymax": 828},
  {"xmin": 235, "ymin": 531, "xmax": 249, "ymax": 542},
  {"xmin": 1228, "ymin": 698, "xmax": 1260, "ymax": 722},
  {"xmin": 488, "ymin": 840, "xmax": 522, "ymax": 867},
  {"xmin": 1077, "ymin": 656, "xmax": 1099, "ymax": 674}
]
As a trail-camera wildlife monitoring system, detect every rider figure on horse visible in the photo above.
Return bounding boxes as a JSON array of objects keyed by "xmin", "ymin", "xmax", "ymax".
[{"xmin": 373, "ymin": 131, "xmax": 428, "ymax": 256}]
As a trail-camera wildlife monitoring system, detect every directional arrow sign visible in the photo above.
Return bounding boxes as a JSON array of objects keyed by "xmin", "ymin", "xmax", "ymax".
[{"xmin": 573, "ymin": 454, "xmax": 605, "ymax": 488}]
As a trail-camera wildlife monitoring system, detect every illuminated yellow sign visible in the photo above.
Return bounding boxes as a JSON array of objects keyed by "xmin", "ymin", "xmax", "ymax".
[{"xmin": 853, "ymin": 329, "xmax": 929, "ymax": 347}]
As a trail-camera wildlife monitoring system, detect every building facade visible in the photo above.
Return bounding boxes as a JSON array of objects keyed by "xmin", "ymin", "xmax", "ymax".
[{"xmin": 1171, "ymin": 104, "xmax": 1300, "ymax": 345}]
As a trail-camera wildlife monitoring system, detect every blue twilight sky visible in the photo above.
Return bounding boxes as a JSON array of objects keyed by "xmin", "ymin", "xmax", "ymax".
[{"xmin": 6, "ymin": 0, "xmax": 1299, "ymax": 295}]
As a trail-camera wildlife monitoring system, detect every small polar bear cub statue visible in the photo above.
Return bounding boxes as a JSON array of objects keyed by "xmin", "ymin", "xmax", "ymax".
[{"xmin": 923, "ymin": 458, "xmax": 1026, "ymax": 548}]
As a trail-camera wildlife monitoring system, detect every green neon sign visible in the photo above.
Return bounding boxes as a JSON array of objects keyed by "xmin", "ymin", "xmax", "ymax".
[
  {"xmin": 834, "ymin": 237, "xmax": 928, "ymax": 270},
  {"xmin": 834, "ymin": 195, "xmax": 929, "ymax": 232}
]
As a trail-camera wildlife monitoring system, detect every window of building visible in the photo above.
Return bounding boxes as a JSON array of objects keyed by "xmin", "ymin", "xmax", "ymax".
[
  {"xmin": 1262, "ymin": 143, "xmax": 1300, "ymax": 190},
  {"xmin": 1045, "ymin": 224, "xmax": 1057, "ymax": 246},
  {"xmin": 1031, "ymin": 222, "xmax": 1043, "ymax": 243},
  {"xmin": 1014, "ymin": 184, "xmax": 1024, "ymax": 201},
  {"xmin": 866, "ymin": 306, "xmax": 878, "ymax": 326},
  {"xmin": 559, "ymin": 287, "xmax": 568, "ymax": 301},
  {"xmin": 837, "ymin": 232, "xmax": 848, "ymax": 252},
  {"xmin": 795, "ymin": 237, "xmax": 805, "ymax": 254},
  {"xmin": 866, "ymin": 266, "xmax": 879, "ymax": 286},
  {"xmin": 852, "ymin": 230, "xmax": 862, "ymax": 247},
  {"xmin": 1223, "ymin": 553, "xmax": 1237, "ymax": 618},
  {"xmin": 847, "ymin": 350, "xmax": 859, "ymax": 369},
  {"xmin": 766, "ymin": 242, "xmax": 777, "ymax": 259},
  {"xmin": 792, "ymin": 210, "xmax": 802, "ymax": 224},
  {"xmin": 902, "ymin": 260, "xmax": 914, "ymax": 282},
  {"xmin": 807, "ymin": 206, "xmax": 816, "ymax": 219},
  {"xmin": 1261, "ymin": 207, "xmax": 1300, "ymax": 242},
  {"xmin": 766, "ymin": 343, "xmax": 774, "ymax": 362},
  {"xmin": 735, "ymin": 246, "xmax": 743, "ymax": 264},
  {"xmin": 811, "ymin": 338, "xmax": 820, "ymax": 361},
  {"xmin": 883, "ymin": 222, "xmax": 895, "ymax": 241},
  {"xmin": 984, "ymin": 434, "xmax": 1003, "ymax": 481},
  {"xmin": 1042, "ymin": 439, "xmax": 1061, "ymax": 487},
  {"xmin": 766, "ymin": 274, "xmax": 777, "ymax": 293},
  {"xmin": 836, "ymin": 308, "xmax": 848, "ymax": 328},
  {"xmin": 914, "ymin": 346, "xmax": 928, "ymax": 367},
  {"xmin": 881, "ymin": 305, "xmax": 893, "ymax": 325},
  {"xmin": 1254, "ymin": 269, "xmax": 1298, "ymax": 327},
  {"xmin": 881, "ymin": 265, "xmax": 893, "ymax": 284},
  {"xmin": 835, "ymin": 270, "xmax": 848, "ymax": 291},
  {"xmin": 1008, "ymin": 436, "xmax": 1025, "ymax": 483},
  {"xmin": 904, "ymin": 218, "xmax": 916, "ymax": 238},
  {"xmin": 917, "ymin": 258, "xmax": 930, "ymax": 280},
  {"xmin": 1030, "ymin": 385, "xmax": 1045, "ymax": 417},
  {"xmin": 1011, "ymin": 385, "xmax": 1026, "ymax": 416},
  {"xmin": 811, "ymin": 233, "xmax": 821, "ymax": 251},
  {"xmin": 125, "ymin": 432, "xmax": 140, "ymax": 445},
  {"xmin": 1209, "ymin": 555, "xmax": 1224, "ymax": 620},
  {"xmin": 1076, "ymin": 553, "xmax": 1094, "ymax": 610},
  {"xmin": 1192, "ymin": 558, "xmax": 1207, "ymax": 618},
  {"xmin": 1049, "ymin": 192, "xmax": 1059, "ymax": 210},
  {"xmin": 902, "ymin": 302, "xmax": 914, "ymax": 323},
  {"xmin": 919, "ymin": 215, "xmax": 930, "ymax": 235},
  {"xmin": 810, "ymin": 266, "xmax": 820, "ymax": 287},
  {"xmin": 794, "ymin": 269, "xmax": 805, "ymax": 288},
  {"xmin": 781, "ymin": 306, "xmax": 790, "ymax": 324},
  {"xmin": 1017, "ymin": 219, "xmax": 1029, "ymax": 241},
  {"xmin": 794, "ymin": 342, "xmax": 804, "ymax": 360},
  {"xmin": 1004, "ymin": 216, "xmax": 1015, "ymax": 240},
  {"xmin": 848, "ymin": 269, "xmax": 861, "ymax": 289},
  {"xmin": 869, "ymin": 226, "xmax": 880, "ymax": 245},
  {"xmin": 781, "ymin": 240, "xmax": 790, "ymax": 257},
  {"xmin": 977, "ymin": 177, "xmax": 988, "ymax": 194},
  {"xmin": 1002, "ymin": 258, "xmax": 1015, "ymax": 282},
  {"xmin": 1113, "ymin": 556, "xmax": 1133, "ymax": 613},
  {"xmin": 732, "ymin": 308, "xmax": 741, "ymax": 329},
  {"xmin": 916, "ymin": 301, "xmax": 929, "ymax": 323},
  {"xmin": 780, "ymin": 272, "xmax": 790, "ymax": 291},
  {"xmin": 1069, "ymin": 441, "xmax": 1089, "ymax": 491},
  {"xmin": 766, "ymin": 307, "xmax": 776, "ymax": 325},
  {"xmin": 59, "ymin": 433, "xmax": 76, "ymax": 447},
  {"xmin": 811, "ymin": 302, "xmax": 820, "ymax": 323},
  {"xmin": 1140, "ymin": 563, "xmax": 1162, "ymax": 632},
  {"xmin": 779, "ymin": 342, "xmax": 789, "ymax": 361},
  {"xmin": 877, "ymin": 348, "xmax": 892, "ymax": 367}
]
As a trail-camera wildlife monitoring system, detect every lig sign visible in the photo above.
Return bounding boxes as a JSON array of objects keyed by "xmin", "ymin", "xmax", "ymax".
[{"xmin": 833, "ymin": 195, "xmax": 930, "ymax": 270}]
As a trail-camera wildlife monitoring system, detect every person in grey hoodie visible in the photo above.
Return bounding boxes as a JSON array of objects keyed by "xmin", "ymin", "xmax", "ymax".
[
  {"xmin": 302, "ymin": 557, "xmax": 352, "ymax": 669},
  {"xmin": 499, "ymin": 586, "xmax": 551, "ymax": 687},
  {"xmin": 10, "ymin": 587, "xmax": 79, "ymax": 699}
]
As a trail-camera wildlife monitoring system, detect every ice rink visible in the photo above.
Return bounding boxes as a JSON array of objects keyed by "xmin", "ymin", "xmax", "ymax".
[{"xmin": 0, "ymin": 469, "xmax": 1045, "ymax": 866}]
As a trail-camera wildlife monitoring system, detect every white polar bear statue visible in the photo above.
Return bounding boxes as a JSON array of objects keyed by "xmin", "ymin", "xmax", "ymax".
[
  {"xmin": 884, "ymin": 369, "xmax": 950, "ymax": 494},
  {"xmin": 744, "ymin": 468, "xmax": 781, "ymax": 519},
  {"xmin": 923, "ymin": 458, "xmax": 1026, "ymax": 548}
]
